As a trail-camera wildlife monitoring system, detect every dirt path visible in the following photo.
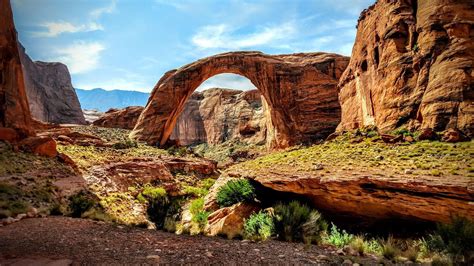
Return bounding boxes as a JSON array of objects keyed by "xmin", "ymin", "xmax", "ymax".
[{"xmin": 0, "ymin": 217, "xmax": 382, "ymax": 265}]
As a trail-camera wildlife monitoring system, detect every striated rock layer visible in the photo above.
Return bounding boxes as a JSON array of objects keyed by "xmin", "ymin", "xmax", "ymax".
[
  {"xmin": 93, "ymin": 106, "xmax": 144, "ymax": 130},
  {"xmin": 170, "ymin": 88, "xmax": 267, "ymax": 146},
  {"xmin": 338, "ymin": 0, "xmax": 474, "ymax": 136},
  {"xmin": 131, "ymin": 52, "xmax": 349, "ymax": 148},
  {"xmin": 19, "ymin": 45, "xmax": 86, "ymax": 125},
  {"xmin": 0, "ymin": 0, "xmax": 32, "ymax": 138},
  {"xmin": 219, "ymin": 170, "xmax": 474, "ymax": 224}
]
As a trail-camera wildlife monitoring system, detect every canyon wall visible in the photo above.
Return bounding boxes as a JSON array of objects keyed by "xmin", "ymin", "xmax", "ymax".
[
  {"xmin": 19, "ymin": 45, "xmax": 86, "ymax": 125},
  {"xmin": 170, "ymin": 88, "xmax": 267, "ymax": 146},
  {"xmin": 0, "ymin": 0, "xmax": 32, "ymax": 138},
  {"xmin": 93, "ymin": 106, "xmax": 144, "ymax": 130},
  {"xmin": 337, "ymin": 0, "xmax": 474, "ymax": 136}
]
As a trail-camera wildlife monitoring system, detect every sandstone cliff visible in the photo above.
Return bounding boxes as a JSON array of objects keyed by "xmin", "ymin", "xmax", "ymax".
[
  {"xmin": 19, "ymin": 45, "xmax": 86, "ymax": 125},
  {"xmin": 170, "ymin": 88, "xmax": 267, "ymax": 146},
  {"xmin": 0, "ymin": 0, "xmax": 32, "ymax": 138},
  {"xmin": 338, "ymin": 0, "xmax": 474, "ymax": 137}
]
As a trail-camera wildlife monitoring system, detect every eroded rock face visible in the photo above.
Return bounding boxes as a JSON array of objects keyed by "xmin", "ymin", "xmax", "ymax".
[
  {"xmin": 93, "ymin": 106, "xmax": 144, "ymax": 129},
  {"xmin": 0, "ymin": 0, "xmax": 32, "ymax": 137},
  {"xmin": 170, "ymin": 88, "xmax": 267, "ymax": 146},
  {"xmin": 221, "ymin": 170, "xmax": 474, "ymax": 224},
  {"xmin": 19, "ymin": 45, "xmax": 86, "ymax": 125},
  {"xmin": 338, "ymin": 0, "xmax": 474, "ymax": 137},
  {"xmin": 131, "ymin": 52, "xmax": 349, "ymax": 148}
]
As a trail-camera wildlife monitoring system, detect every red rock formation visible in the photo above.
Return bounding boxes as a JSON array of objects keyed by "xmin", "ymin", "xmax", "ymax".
[
  {"xmin": 338, "ymin": 0, "xmax": 474, "ymax": 137},
  {"xmin": 19, "ymin": 44, "xmax": 86, "ymax": 125},
  {"xmin": 93, "ymin": 106, "xmax": 144, "ymax": 129},
  {"xmin": 170, "ymin": 88, "xmax": 267, "ymax": 146},
  {"xmin": 0, "ymin": 0, "xmax": 33, "ymax": 138},
  {"xmin": 131, "ymin": 52, "xmax": 349, "ymax": 148},
  {"xmin": 218, "ymin": 170, "xmax": 474, "ymax": 224},
  {"xmin": 18, "ymin": 136, "xmax": 57, "ymax": 158}
]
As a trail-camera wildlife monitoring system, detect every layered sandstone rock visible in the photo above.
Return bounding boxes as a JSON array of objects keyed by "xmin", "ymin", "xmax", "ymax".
[
  {"xmin": 217, "ymin": 170, "xmax": 474, "ymax": 224},
  {"xmin": 338, "ymin": 0, "xmax": 474, "ymax": 137},
  {"xmin": 93, "ymin": 106, "xmax": 144, "ymax": 129},
  {"xmin": 205, "ymin": 202, "xmax": 260, "ymax": 239},
  {"xmin": 131, "ymin": 52, "xmax": 349, "ymax": 148},
  {"xmin": 170, "ymin": 88, "xmax": 267, "ymax": 145},
  {"xmin": 19, "ymin": 45, "xmax": 86, "ymax": 125},
  {"xmin": 0, "ymin": 0, "xmax": 32, "ymax": 138}
]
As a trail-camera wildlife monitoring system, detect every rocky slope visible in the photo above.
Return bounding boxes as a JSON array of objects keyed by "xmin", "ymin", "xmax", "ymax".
[
  {"xmin": 337, "ymin": 0, "xmax": 474, "ymax": 137},
  {"xmin": 170, "ymin": 88, "xmax": 267, "ymax": 146},
  {"xmin": 131, "ymin": 52, "xmax": 349, "ymax": 148},
  {"xmin": 0, "ymin": 0, "xmax": 33, "ymax": 139},
  {"xmin": 93, "ymin": 106, "xmax": 144, "ymax": 129},
  {"xmin": 19, "ymin": 45, "xmax": 86, "ymax": 125}
]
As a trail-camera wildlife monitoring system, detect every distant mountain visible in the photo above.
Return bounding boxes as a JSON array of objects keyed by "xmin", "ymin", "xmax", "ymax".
[{"xmin": 75, "ymin": 88, "xmax": 150, "ymax": 112}]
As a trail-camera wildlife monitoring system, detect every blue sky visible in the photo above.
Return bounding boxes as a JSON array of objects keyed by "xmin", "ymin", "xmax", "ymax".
[{"xmin": 11, "ymin": 0, "xmax": 374, "ymax": 93}]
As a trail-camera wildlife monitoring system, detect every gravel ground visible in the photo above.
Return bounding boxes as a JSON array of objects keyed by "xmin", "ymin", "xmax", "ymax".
[{"xmin": 0, "ymin": 217, "xmax": 383, "ymax": 265}]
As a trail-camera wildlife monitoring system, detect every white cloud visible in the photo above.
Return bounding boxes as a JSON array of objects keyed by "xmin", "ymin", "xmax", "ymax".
[
  {"xmin": 197, "ymin": 74, "xmax": 257, "ymax": 91},
  {"xmin": 52, "ymin": 41, "xmax": 105, "ymax": 74},
  {"xmin": 191, "ymin": 22, "xmax": 296, "ymax": 50},
  {"xmin": 154, "ymin": 0, "xmax": 189, "ymax": 10},
  {"xmin": 32, "ymin": 21, "xmax": 103, "ymax": 37},
  {"xmin": 90, "ymin": 0, "xmax": 116, "ymax": 19}
]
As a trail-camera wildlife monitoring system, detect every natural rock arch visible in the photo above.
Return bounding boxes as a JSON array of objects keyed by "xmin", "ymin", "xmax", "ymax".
[{"xmin": 131, "ymin": 51, "xmax": 349, "ymax": 148}]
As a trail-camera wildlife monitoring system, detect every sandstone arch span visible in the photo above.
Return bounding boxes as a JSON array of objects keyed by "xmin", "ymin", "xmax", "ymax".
[{"xmin": 131, "ymin": 51, "xmax": 349, "ymax": 148}]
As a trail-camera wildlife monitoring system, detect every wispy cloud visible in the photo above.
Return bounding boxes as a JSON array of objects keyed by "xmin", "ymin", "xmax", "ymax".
[
  {"xmin": 32, "ymin": 21, "xmax": 103, "ymax": 37},
  {"xmin": 154, "ymin": 0, "xmax": 191, "ymax": 10},
  {"xmin": 32, "ymin": 0, "xmax": 115, "ymax": 38},
  {"xmin": 192, "ymin": 22, "xmax": 296, "ymax": 50},
  {"xmin": 52, "ymin": 41, "xmax": 105, "ymax": 74},
  {"xmin": 90, "ymin": 0, "xmax": 117, "ymax": 19}
]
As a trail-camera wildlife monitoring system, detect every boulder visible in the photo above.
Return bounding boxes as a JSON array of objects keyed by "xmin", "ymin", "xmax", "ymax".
[
  {"xmin": 337, "ymin": 0, "xmax": 474, "ymax": 137},
  {"xmin": 205, "ymin": 202, "xmax": 260, "ymax": 239},
  {"xmin": 0, "ymin": 127, "xmax": 19, "ymax": 143},
  {"xmin": 19, "ymin": 136, "xmax": 57, "ymax": 157},
  {"xmin": 418, "ymin": 128, "xmax": 439, "ymax": 141},
  {"xmin": 442, "ymin": 128, "xmax": 467, "ymax": 143},
  {"xmin": 93, "ymin": 106, "xmax": 144, "ymax": 130}
]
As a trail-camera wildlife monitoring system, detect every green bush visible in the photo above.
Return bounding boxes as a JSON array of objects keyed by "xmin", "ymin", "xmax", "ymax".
[
  {"xmin": 112, "ymin": 139, "xmax": 138, "ymax": 149},
  {"xmin": 216, "ymin": 179, "xmax": 256, "ymax": 207},
  {"xmin": 274, "ymin": 201, "xmax": 327, "ymax": 243},
  {"xmin": 182, "ymin": 186, "xmax": 208, "ymax": 197},
  {"xmin": 323, "ymin": 223, "xmax": 354, "ymax": 248},
  {"xmin": 192, "ymin": 211, "xmax": 209, "ymax": 230},
  {"xmin": 429, "ymin": 217, "xmax": 474, "ymax": 262},
  {"xmin": 69, "ymin": 191, "xmax": 95, "ymax": 218},
  {"xmin": 244, "ymin": 211, "xmax": 274, "ymax": 241}
]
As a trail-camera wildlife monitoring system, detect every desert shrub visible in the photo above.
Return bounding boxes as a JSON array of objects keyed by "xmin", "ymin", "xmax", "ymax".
[
  {"xmin": 182, "ymin": 186, "xmax": 208, "ymax": 198},
  {"xmin": 244, "ymin": 211, "xmax": 274, "ymax": 241},
  {"xmin": 69, "ymin": 191, "xmax": 95, "ymax": 218},
  {"xmin": 198, "ymin": 178, "xmax": 216, "ymax": 190},
  {"xmin": 393, "ymin": 127, "xmax": 413, "ymax": 137},
  {"xmin": 188, "ymin": 197, "xmax": 209, "ymax": 234},
  {"xmin": 381, "ymin": 236, "xmax": 400, "ymax": 260},
  {"xmin": 216, "ymin": 179, "xmax": 255, "ymax": 207},
  {"xmin": 365, "ymin": 238, "xmax": 383, "ymax": 255},
  {"xmin": 192, "ymin": 211, "xmax": 209, "ymax": 231},
  {"xmin": 112, "ymin": 139, "xmax": 138, "ymax": 149},
  {"xmin": 273, "ymin": 201, "xmax": 327, "ymax": 243},
  {"xmin": 323, "ymin": 223, "xmax": 354, "ymax": 248},
  {"xmin": 350, "ymin": 236, "xmax": 368, "ymax": 255},
  {"xmin": 427, "ymin": 217, "xmax": 474, "ymax": 262}
]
